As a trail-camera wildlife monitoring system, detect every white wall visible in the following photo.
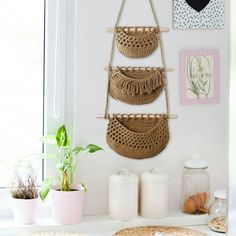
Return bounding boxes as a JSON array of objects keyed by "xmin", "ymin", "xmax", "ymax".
[{"xmin": 67, "ymin": 0, "xmax": 230, "ymax": 215}]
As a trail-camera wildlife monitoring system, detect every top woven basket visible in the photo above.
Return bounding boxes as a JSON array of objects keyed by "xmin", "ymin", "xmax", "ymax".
[
  {"xmin": 114, "ymin": 226, "xmax": 209, "ymax": 236},
  {"xmin": 115, "ymin": 27, "xmax": 159, "ymax": 58}
]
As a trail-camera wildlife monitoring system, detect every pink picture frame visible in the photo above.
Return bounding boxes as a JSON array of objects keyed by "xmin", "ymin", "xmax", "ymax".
[{"xmin": 180, "ymin": 49, "xmax": 220, "ymax": 105}]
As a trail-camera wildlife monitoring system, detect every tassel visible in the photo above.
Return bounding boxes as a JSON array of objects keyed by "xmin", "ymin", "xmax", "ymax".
[{"xmin": 111, "ymin": 69, "xmax": 166, "ymax": 96}]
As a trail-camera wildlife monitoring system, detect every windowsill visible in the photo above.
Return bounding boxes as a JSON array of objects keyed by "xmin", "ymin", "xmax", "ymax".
[{"xmin": 0, "ymin": 211, "xmax": 222, "ymax": 236}]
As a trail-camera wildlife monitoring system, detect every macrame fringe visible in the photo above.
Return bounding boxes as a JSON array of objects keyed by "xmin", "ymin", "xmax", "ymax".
[{"xmin": 111, "ymin": 70, "xmax": 166, "ymax": 95}]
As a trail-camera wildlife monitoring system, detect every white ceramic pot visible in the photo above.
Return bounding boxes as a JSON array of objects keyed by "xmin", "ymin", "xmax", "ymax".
[
  {"xmin": 11, "ymin": 197, "xmax": 38, "ymax": 224},
  {"xmin": 51, "ymin": 184, "xmax": 85, "ymax": 224}
]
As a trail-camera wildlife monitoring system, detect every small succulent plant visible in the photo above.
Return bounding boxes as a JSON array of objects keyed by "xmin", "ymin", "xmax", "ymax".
[{"xmin": 11, "ymin": 170, "xmax": 38, "ymax": 199}]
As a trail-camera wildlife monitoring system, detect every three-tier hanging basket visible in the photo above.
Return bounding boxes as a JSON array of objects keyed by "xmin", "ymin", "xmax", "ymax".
[{"xmin": 103, "ymin": 0, "xmax": 174, "ymax": 160}]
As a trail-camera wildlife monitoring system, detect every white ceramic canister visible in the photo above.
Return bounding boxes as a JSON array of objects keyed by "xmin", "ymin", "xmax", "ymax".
[
  {"xmin": 108, "ymin": 169, "xmax": 139, "ymax": 221},
  {"xmin": 140, "ymin": 168, "xmax": 169, "ymax": 218}
]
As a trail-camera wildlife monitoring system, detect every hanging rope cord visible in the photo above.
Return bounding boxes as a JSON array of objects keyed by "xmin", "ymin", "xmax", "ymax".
[
  {"xmin": 104, "ymin": 0, "xmax": 126, "ymax": 117},
  {"xmin": 104, "ymin": 0, "xmax": 170, "ymax": 117}
]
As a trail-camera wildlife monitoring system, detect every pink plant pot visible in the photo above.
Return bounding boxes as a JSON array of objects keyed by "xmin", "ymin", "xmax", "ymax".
[
  {"xmin": 51, "ymin": 184, "xmax": 85, "ymax": 225},
  {"xmin": 11, "ymin": 197, "xmax": 38, "ymax": 224}
]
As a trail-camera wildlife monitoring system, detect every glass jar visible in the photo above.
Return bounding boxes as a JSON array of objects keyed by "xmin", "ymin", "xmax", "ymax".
[
  {"xmin": 208, "ymin": 190, "xmax": 227, "ymax": 233},
  {"xmin": 181, "ymin": 159, "xmax": 210, "ymax": 214}
]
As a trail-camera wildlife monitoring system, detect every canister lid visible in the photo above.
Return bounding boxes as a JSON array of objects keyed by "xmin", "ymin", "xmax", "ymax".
[
  {"xmin": 109, "ymin": 169, "xmax": 138, "ymax": 184},
  {"xmin": 214, "ymin": 189, "xmax": 227, "ymax": 200},
  {"xmin": 184, "ymin": 154, "xmax": 208, "ymax": 169},
  {"xmin": 140, "ymin": 168, "xmax": 169, "ymax": 183}
]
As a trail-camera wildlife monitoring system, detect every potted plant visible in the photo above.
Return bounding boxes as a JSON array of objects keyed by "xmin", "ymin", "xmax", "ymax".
[
  {"xmin": 11, "ymin": 166, "xmax": 39, "ymax": 224},
  {"xmin": 40, "ymin": 125, "xmax": 102, "ymax": 224}
]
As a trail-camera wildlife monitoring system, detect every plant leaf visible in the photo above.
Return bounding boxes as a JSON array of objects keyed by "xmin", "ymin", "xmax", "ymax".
[
  {"xmin": 72, "ymin": 146, "xmax": 84, "ymax": 155},
  {"xmin": 56, "ymin": 125, "xmax": 68, "ymax": 147},
  {"xmin": 56, "ymin": 162, "xmax": 65, "ymax": 172},
  {"xmin": 39, "ymin": 177, "xmax": 53, "ymax": 201},
  {"xmin": 81, "ymin": 182, "xmax": 88, "ymax": 192},
  {"xmin": 56, "ymin": 160, "xmax": 72, "ymax": 173},
  {"xmin": 84, "ymin": 144, "xmax": 103, "ymax": 153},
  {"xmin": 39, "ymin": 135, "xmax": 56, "ymax": 144}
]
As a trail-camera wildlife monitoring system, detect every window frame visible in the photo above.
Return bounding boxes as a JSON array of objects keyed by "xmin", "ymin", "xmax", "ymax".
[{"xmin": 43, "ymin": 0, "xmax": 78, "ymax": 179}]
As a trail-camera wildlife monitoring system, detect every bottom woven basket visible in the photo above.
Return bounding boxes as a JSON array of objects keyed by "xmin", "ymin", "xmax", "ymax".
[
  {"xmin": 114, "ymin": 226, "xmax": 208, "ymax": 236},
  {"xmin": 106, "ymin": 115, "xmax": 169, "ymax": 159}
]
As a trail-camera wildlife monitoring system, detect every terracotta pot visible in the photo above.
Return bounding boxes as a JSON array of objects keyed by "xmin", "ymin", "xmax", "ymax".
[
  {"xmin": 51, "ymin": 184, "xmax": 85, "ymax": 224},
  {"xmin": 11, "ymin": 197, "xmax": 38, "ymax": 224}
]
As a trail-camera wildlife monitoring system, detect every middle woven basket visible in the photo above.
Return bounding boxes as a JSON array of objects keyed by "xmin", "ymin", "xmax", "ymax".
[
  {"xmin": 109, "ymin": 67, "xmax": 166, "ymax": 105},
  {"xmin": 106, "ymin": 114, "xmax": 169, "ymax": 159}
]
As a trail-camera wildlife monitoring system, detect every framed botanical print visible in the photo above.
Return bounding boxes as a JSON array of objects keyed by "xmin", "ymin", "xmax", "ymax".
[
  {"xmin": 180, "ymin": 49, "xmax": 220, "ymax": 105},
  {"xmin": 173, "ymin": 0, "xmax": 225, "ymax": 29}
]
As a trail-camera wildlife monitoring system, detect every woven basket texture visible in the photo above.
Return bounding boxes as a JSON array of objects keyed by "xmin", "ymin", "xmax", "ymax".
[
  {"xmin": 115, "ymin": 27, "xmax": 159, "ymax": 58},
  {"xmin": 109, "ymin": 67, "xmax": 166, "ymax": 105},
  {"xmin": 114, "ymin": 226, "xmax": 209, "ymax": 236},
  {"xmin": 106, "ymin": 115, "xmax": 169, "ymax": 159}
]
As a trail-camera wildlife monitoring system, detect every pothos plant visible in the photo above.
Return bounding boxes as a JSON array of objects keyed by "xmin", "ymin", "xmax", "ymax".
[{"xmin": 39, "ymin": 125, "xmax": 102, "ymax": 201}]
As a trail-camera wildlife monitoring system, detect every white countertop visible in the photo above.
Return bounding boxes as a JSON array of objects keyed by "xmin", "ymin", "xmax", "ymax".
[{"xmin": 0, "ymin": 212, "xmax": 224, "ymax": 236}]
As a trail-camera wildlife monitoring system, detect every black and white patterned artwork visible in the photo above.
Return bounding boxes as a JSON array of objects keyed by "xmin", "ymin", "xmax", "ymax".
[{"xmin": 173, "ymin": 0, "xmax": 225, "ymax": 29}]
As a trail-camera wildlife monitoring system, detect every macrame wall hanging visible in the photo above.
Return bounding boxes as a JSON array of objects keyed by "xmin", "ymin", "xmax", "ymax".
[{"xmin": 99, "ymin": 0, "xmax": 177, "ymax": 160}]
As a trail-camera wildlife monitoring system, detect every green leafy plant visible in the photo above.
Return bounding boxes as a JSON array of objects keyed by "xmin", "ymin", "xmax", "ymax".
[{"xmin": 39, "ymin": 125, "xmax": 102, "ymax": 201}]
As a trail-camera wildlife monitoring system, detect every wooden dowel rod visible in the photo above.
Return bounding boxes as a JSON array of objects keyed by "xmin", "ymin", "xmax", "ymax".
[
  {"xmin": 107, "ymin": 27, "xmax": 169, "ymax": 33},
  {"xmin": 104, "ymin": 66, "xmax": 174, "ymax": 71},
  {"xmin": 97, "ymin": 114, "xmax": 178, "ymax": 119}
]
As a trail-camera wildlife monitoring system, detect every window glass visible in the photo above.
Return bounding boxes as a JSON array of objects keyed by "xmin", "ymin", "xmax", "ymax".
[{"xmin": 0, "ymin": 0, "xmax": 44, "ymax": 186}]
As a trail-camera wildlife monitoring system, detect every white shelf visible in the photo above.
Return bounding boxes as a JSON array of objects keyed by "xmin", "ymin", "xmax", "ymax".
[{"xmin": 0, "ymin": 211, "xmax": 222, "ymax": 236}]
